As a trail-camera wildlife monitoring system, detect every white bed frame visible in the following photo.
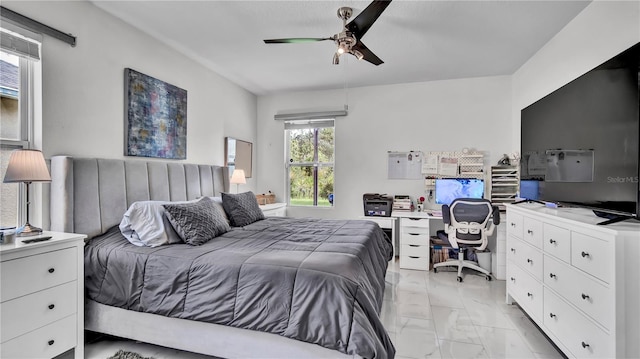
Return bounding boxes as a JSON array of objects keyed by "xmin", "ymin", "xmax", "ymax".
[{"xmin": 50, "ymin": 156, "xmax": 357, "ymax": 359}]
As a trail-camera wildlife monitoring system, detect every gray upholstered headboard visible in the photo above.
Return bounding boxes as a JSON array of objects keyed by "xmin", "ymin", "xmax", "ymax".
[{"xmin": 50, "ymin": 156, "xmax": 230, "ymax": 238}]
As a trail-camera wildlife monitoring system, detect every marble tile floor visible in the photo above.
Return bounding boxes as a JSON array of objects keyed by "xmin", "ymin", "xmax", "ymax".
[{"xmin": 83, "ymin": 259, "xmax": 565, "ymax": 359}]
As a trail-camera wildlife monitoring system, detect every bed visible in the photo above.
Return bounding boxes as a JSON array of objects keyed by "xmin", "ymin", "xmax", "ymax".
[{"xmin": 50, "ymin": 156, "xmax": 395, "ymax": 358}]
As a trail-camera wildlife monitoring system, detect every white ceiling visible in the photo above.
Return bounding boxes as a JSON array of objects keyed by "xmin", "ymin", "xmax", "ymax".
[{"xmin": 91, "ymin": 0, "xmax": 591, "ymax": 96}]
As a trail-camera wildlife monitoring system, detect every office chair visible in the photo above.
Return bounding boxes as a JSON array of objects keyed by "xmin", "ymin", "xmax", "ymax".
[{"xmin": 432, "ymin": 198, "xmax": 500, "ymax": 282}]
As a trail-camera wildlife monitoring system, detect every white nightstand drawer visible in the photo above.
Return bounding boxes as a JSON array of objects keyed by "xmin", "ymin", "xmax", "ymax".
[
  {"xmin": 571, "ymin": 232, "xmax": 612, "ymax": 283},
  {"xmin": 399, "ymin": 255, "xmax": 430, "ymax": 270},
  {"xmin": 1, "ymin": 314, "xmax": 76, "ymax": 359},
  {"xmin": 401, "ymin": 244, "xmax": 429, "ymax": 257},
  {"xmin": 1, "ymin": 281, "xmax": 77, "ymax": 342},
  {"xmin": 400, "ymin": 217, "xmax": 430, "ymax": 229},
  {"xmin": 544, "ymin": 288, "xmax": 612, "ymax": 359},
  {"xmin": 1, "ymin": 247, "xmax": 77, "ymax": 302},
  {"xmin": 401, "ymin": 232, "xmax": 430, "ymax": 245},
  {"xmin": 543, "ymin": 223, "xmax": 571, "ymax": 263},
  {"xmin": 401, "ymin": 226, "xmax": 431, "ymax": 235},
  {"xmin": 544, "ymin": 255, "xmax": 612, "ymax": 329},
  {"xmin": 523, "ymin": 217, "xmax": 543, "ymax": 248}
]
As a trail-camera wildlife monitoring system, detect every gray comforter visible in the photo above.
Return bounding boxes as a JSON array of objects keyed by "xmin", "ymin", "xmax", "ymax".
[{"xmin": 85, "ymin": 217, "xmax": 395, "ymax": 358}]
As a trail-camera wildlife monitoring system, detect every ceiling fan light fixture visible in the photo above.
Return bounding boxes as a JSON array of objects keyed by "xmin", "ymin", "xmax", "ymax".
[
  {"xmin": 333, "ymin": 52, "xmax": 340, "ymax": 65},
  {"xmin": 337, "ymin": 43, "xmax": 347, "ymax": 54},
  {"xmin": 352, "ymin": 49, "xmax": 364, "ymax": 61}
]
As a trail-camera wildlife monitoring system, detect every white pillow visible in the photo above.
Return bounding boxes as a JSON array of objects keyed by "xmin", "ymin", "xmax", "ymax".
[{"xmin": 120, "ymin": 200, "xmax": 195, "ymax": 247}]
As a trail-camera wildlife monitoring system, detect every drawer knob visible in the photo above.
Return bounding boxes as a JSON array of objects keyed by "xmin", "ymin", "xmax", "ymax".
[
  {"xmin": 48, "ymin": 304, "xmax": 55, "ymax": 310},
  {"xmin": 510, "ymin": 248, "xmax": 515, "ymax": 252},
  {"xmin": 527, "ymin": 258, "xmax": 533, "ymax": 264},
  {"xmin": 581, "ymin": 293, "xmax": 590, "ymax": 300},
  {"xmin": 549, "ymin": 313, "xmax": 556, "ymax": 318},
  {"xmin": 48, "ymin": 268, "xmax": 55, "ymax": 273},
  {"xmin": 527, "ymin": 292, "xmax": 533, "ymax": 297},
  {"xmin": 549, "ymin": 273, "xmax": 556, "ymax": 279},
  {"xmin": 510, "ymin": 222, "xmax": 516, "ymax": 227},
  {"xmin": 581, "ymin": 251, "xmax": 590, "ymax": 258},
  {"xmin": 582, "ymin": 341, "xmax": 590, "ymax": 349},
  {"xmin": 549, "ymin": 239, "xmax": 556, "ymax": 244},
  {"xmin": 48, "ymin": 340, "xmax": 55, "ymax": 346},
  {"xmin": 510, "ymin": 277, "xmax": 515, "ymax": 282},
  {"xmin": 527, "ymin": 229, "xmax": 533, "ymax": 234}
]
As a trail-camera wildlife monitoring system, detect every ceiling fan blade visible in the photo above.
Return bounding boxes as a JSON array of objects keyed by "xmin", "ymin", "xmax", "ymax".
[
  {"xmin": 352, "ymin": 41, "xmax": 383, "ymax": 66},
  {"xmin": 346, "ymin": 0, "xmax": 392, "ymax": 39},
  {"xmin": 264, "ymin": 38, "xmax": 333, "ymax": 44}
]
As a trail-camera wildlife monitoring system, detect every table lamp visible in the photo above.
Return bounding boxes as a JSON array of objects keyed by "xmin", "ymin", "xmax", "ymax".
[
  {"xmin": 230, "ymin": 169, "xmax": 246, "ymax": 193},
  {"xmin": 3, "ymin": 149, "xmax": 51, "ymax": 236}
]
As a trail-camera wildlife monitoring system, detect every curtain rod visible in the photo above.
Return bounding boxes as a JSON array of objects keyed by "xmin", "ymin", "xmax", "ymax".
[{"xmin": 1, "ymin": 6, "xmax": 76, "ymax": 47}]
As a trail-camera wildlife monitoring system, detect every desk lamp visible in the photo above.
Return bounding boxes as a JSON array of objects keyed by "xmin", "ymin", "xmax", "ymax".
[
  {"xmin": 230, "ymin": 169, "xmax": 246, "ymax": 193},
  {"xmin": 3, "ymin": 149, "xmax": 51, "ymax": 236}
]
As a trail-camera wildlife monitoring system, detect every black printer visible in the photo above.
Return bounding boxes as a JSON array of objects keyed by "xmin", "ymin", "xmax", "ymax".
[{"xmin": 363, "ymin": 193, "xmax": 393, "ymax": 217}]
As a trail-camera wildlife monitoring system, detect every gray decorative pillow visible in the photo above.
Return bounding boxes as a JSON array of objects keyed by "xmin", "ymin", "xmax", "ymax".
[
  {"xmin": 163, "ymin": 197, "xmax": 230, "ymax": 245},
  {"xmin": 222, "ymin": 191, "xmax": 265, "ymax": 227}
]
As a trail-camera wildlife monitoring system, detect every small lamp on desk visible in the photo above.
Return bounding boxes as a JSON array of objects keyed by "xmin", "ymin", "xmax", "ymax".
[
  {"xmin": 230, "ymin": 169, "xmax": 246, "ymax": 193},
  {"xmin": 3, "ymin": 149, "xmax": 51, "ymax": 237}
]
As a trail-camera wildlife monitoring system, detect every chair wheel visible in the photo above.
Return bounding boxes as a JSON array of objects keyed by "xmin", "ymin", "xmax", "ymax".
[
  {"xmin": 486, "ymin": 275, "xmax": 492, "ymax": 281},
  {"xmin": 457, "ymin": 276, "xmax": 463, "ymax": 282},
  {"xmin": 433, "ymin": 268, "xmax": 438, "ymax": 273}
]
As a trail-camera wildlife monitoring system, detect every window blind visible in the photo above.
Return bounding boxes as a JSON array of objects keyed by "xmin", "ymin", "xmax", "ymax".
[
  {"xmin": 284, "ymin": 119, "xmax": 335, "ymax": 130},
  {"xmin": 0, "ymin": 29, "xmax": 40, "ymax": 61}
]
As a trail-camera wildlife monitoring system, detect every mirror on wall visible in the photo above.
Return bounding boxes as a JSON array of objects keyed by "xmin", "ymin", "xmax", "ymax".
[{"xmin": 225, "ymin": 137, "xmax": 252, "ymax": 178}]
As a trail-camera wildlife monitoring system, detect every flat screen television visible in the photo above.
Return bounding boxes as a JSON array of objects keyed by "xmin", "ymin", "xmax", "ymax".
[
  {"xmin": 520, "ymin": 42, "xmax": 640, "ymax": 221},
  {"xmin": 435, "ymin": 178, "xmax": 485, "ymax": 206}
]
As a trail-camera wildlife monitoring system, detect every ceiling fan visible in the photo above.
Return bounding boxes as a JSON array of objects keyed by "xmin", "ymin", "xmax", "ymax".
[{"xmin": 263, "ymin": 0, "xmax": 392, "ymax": 66}]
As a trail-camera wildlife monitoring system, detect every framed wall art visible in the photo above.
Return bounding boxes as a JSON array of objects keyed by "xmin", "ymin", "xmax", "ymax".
[{"xmin": 124, "ymin": 68, "xmax": 187, "ymax": 159}]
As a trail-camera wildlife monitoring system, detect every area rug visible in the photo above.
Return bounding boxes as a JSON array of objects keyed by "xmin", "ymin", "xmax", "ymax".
[{"xmin": 107, "ymin": 350, "xmax": 155, "ymax": 359}]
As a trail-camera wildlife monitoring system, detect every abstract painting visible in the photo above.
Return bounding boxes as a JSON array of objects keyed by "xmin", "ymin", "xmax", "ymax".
[{"xmin": 124, "ymin": 68, "xmax": 187, "ymax": 159}]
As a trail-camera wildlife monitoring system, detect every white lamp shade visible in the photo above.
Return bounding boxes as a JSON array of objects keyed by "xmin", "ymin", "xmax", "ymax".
[
  {"xmin": 3, "ymin": 149, "xmax": 51, "ymax": 183},
  {"xmin": 230, "ymin": 169, "xmax": 246, "ymax": 185}
]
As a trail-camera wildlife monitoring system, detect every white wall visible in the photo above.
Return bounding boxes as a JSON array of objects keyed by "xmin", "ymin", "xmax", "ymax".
[
  {"xmin": 3, "ymin": 1, "xmax": 257, "ymax": 228},
  {"xmin": 257, "ymin": 76, "xmax": 513, "ymax": 219}
]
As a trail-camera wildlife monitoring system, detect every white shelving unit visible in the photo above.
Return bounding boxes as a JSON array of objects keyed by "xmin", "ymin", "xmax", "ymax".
[{"xmin": 490, "ymin": 165, "xmax": 519, "ymax": 210}]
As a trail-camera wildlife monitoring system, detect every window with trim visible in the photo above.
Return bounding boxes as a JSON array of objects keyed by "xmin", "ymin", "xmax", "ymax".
[
  {"xmin": 1, "ymin": 27, "xmax": 40, "ymax": 228},
  {"xmin": 285, "ymin": 119, "xmax": 334, "ymax": 207}
]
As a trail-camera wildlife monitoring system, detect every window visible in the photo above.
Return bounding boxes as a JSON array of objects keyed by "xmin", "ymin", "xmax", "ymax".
[
  {"xmin": 1, "ymin": 27, "xmax": 40, "ymax": 228},
  {"xmin": 285, "ymin": 119, "xmax": 334, "ymax": 207}
]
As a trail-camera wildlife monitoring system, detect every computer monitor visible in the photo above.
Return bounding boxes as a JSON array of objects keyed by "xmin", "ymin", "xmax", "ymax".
[
  {"xmin": 435, "ymin": 178, "xmax": 485, "ymax": 206},
  {"xmin": 519, "ymin": 180, "xmax": 540, "ymax": 201}
]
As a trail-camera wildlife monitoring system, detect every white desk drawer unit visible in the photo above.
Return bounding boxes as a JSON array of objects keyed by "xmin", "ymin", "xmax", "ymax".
[
  {"xmin": 505, "ymin": 204, "xmax": 640, "ymax": 359},
  {"xmin": 0, "ymin": 232, "xmax": 86, "ymax": 359},
  {"xmin": 399, "ymin": 217, "xmax": 431, "ymax": 270}
]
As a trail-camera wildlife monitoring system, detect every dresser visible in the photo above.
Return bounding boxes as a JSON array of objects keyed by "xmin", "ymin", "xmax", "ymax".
[
  {"xmin": 259, "ymin": 202, "xmax": 287, "ymax": 217},
  {"xmin": 505, "ymin": 204, "xmax": 640, "ymax": 358},
  {"xmin": 0, "ymin": 232, "xmax": 86, "ymax": 359}
]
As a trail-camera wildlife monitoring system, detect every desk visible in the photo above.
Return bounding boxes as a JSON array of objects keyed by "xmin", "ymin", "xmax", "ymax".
[{"xmin": 392, "ymin": 211, "xmax": 444, "ymax": 270}]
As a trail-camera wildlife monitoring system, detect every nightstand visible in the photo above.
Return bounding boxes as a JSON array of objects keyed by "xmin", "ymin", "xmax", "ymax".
[
  {"xmin": 1, "ymin": 232, "xmax": 86, "ymax": 359},
  {"xmin": 260, "ymin": 202, "xmax": 287, "ymax": 217}
]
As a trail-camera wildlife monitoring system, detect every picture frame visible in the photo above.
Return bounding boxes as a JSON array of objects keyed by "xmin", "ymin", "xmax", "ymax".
[{"xmin": 124, "ymin": 68, "xmax": 187, "ymax": 159}]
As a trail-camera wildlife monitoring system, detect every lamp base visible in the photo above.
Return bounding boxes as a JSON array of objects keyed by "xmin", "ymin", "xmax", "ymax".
[{"xmin": 17, "ymin": 223, "xmax": 43, "ymax": 237}]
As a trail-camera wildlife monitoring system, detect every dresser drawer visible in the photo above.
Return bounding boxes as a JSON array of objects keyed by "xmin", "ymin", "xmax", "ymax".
[
  {"xmin": 1, "ymin": 247, "xmax": 77, "ymax": 302},
  {"xmin": 544, "ymin": 255, "xmax": 612, "ymax": 330},
  {"xmin": 1, "ymin": 281, "xmax": 77, "ymax": 342},
  {"xmin": 400, "ymin": 217, "xmax": 430, "ymax": 229},
  {"xmin": 522, "ymin": 217, "xmax": 543, "ymax": 248},
  {"xmin": 510, "ymin": 263, "xmax": 543, "ymax": 321},
  {"xmin": 543, "ymin": 223, "xmax": 570, "ymax": 263},
  {"xmin": 516, "ymin": 240, "xmax": 543, "ymax": 281},
  {"xmin": 571, "ymin": 232, "xmax": 612, "ymax": 283},
  {"xmin": 506, "ymin": 211, "xmax": 523, "ymax": 239},
  {"xmin": 401, "ymin": 244, "xmax": 429, "ymax": 257},
  {"xmin": 1, "ymin": 314, "xmax": 76, "ymax": 359},
  {"xmin": 399, "ymin": 255, "xmax": 430, "ymax": 270},
  {"xmin": 544, "ymin": 288, "xmax": 612, "ymax": 359}
]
